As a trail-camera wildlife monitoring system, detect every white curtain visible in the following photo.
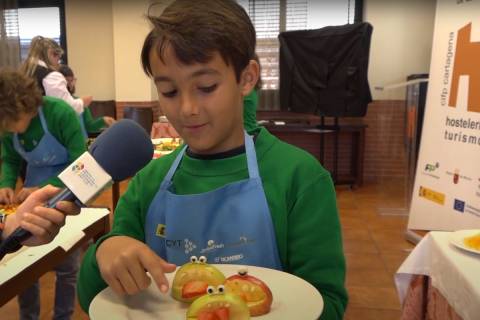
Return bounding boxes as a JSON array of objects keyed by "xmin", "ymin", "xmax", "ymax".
[{"xmin": 0, "ymin": 0, "xmax": 20, "ymax": 69}]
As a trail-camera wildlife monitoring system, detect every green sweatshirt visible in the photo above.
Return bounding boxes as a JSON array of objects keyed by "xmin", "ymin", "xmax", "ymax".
[
  {"xmin": 0, "ymin": 96, "xmax": 87, "ymax": 188},
  {"xmin": 77, "ymin": 127, "xmax": 347, "ymax": 319},
  {"xmin": 82, "ymin": 108, "xmax": 107, "ymax": 134},
  {"xmin": 243, "ymin": 89, "xmax": 258, "ymax": 132}
]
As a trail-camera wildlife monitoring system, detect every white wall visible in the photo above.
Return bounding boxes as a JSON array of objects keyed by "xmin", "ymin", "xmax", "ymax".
[
  {"xmin": 111, "ymin": 0, "xmax": 154, "ymax": 101},
  {"xmin": 364, "ymin": 0, "xmax": 436, "ymax": 99},
  {"xmin": 65, "ymin": 0, "xmax": 115, "ymax": 100},
  {"xmin": 65, "ymin": 0, "xmax": 155, "ymax": 102}
]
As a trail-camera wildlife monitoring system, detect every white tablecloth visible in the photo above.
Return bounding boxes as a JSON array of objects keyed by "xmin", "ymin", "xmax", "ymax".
[{"xmin": 395, "ymin": 231, "xmax": 480, "ymax": 320}]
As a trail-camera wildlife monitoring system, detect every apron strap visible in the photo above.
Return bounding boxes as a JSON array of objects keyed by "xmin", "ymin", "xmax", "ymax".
[
  {"xmin": 160, "ymin": 145, "xmax": 188, "ymax": 190},
  {"xmin": 160, "ymin": 131, "xmax": 260, "ymax": 189},
  {"xmin": 244, "ymin": 131, "xmax": 260, "ymax": 179},
  {"xmin": 37, "ymin": 106, "xmax": 51, "ymax": 135}
]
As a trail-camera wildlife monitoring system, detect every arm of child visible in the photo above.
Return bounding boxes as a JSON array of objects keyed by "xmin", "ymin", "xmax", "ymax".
[
  {"xmin": 287, "ymin": 172, "xmax": 348, "ymax": 320},
  {"xmin": 77, "ymin": 168, "xmax": 175, "ymax": 312},
  {"xmin": 43, "ymin": 72, "xmax": 86, "ymax": 114},
  {"xmin": 2, "ymin": 185, "xmax": 80, "ymax": 246},
  {"xmin": 0, "ymin": 135, "xmax": 22, "ymax": 201},
  {"xmin": 96, "ymin": 236, "xmax": 176, "ymax": 295}
]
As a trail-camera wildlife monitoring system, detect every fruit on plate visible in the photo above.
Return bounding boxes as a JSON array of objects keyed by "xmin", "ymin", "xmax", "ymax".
[
  {"xmin": 186, "ymin": 285, "xmax": 250, "ymax": 320},
  {"xmin": 224, "ymin": 268, "xmax": 273, "ymax": 316},
  {"xmin": 154, "ymin": 138, "xmax": 182, "ymax": 151},
  {"xmin": 464, "ymin": 232, "xmax": 480, "ymax": 251},
  {"xmin": 171, "ymin": 256, "xmax": 226, "ymax": 303}
]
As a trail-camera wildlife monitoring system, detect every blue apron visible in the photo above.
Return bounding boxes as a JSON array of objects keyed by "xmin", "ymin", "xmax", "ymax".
[
  {"xmin": 145, "ymin": 132, "xmax": 282, "ymax": 270},
  {"xmin": 13, "ymin": 107, "xmax": 70, "ymax": 187},
  {"xmin": 78, "ymin": 112, "xmax": 88, "ymax": 140}
]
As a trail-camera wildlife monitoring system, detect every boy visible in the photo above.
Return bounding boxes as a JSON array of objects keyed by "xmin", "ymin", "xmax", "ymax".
[
  {"xmin": 0, "ymin": 71, "xmax": 86, "ymax": 203},
  {"xmin": 0, "ymin": 70, "xmax": 86, "ymax": 320},
  {"xmin": 77, "ymin": 1, "xmax": 347, "ymax": 319},
  {"xmin": 58, "ymin": 65, "xmax": 116, "ymax": 138}
]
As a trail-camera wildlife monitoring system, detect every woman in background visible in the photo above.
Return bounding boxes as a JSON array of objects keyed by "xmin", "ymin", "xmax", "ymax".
[{"xmin": 19, "ymin": 36, "xmax": 93, "ymax": 114}]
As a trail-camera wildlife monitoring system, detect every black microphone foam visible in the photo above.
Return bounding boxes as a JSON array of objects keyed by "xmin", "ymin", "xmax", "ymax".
[{"xmin": 89, "ymin": 119, "xmax": 154, "ymax": 181}]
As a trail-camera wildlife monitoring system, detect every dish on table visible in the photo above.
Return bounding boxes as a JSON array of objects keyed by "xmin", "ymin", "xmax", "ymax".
[{"xmin": 89, "ymin": 264, "xmax": 323, "ymax": 320}]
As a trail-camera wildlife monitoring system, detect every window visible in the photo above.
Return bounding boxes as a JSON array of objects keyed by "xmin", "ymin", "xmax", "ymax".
[
  {"xmin": 5, "ymin": 0, "xmax": 67, "ymax": 63},
  {"xmin": 238, "ymin": 0, "xmax": 362, "ymax": 93}
]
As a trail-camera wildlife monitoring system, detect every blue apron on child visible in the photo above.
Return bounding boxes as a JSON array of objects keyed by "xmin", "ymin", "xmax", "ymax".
[
  {"xmin": 13, "ymin": 107, "xmax": 69, "ymax": 187},
  {"xmin": 145, "ymin": 132, "xmax": 282, "ymax": 270}
]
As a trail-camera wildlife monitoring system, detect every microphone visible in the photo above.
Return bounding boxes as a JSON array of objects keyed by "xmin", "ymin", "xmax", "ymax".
[{"xmin": 0, "ymin": 119, "xmax": 153, "ymax": 259}]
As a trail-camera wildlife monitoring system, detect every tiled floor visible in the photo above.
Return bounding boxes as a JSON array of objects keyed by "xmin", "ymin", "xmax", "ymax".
[{"xmin": 1, "ymin": 180, "xmax": 415, "ymax": 319}]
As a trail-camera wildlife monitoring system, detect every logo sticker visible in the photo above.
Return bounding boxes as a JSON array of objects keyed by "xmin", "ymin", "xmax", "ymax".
[
  {"xmin": 453, "ymin": 199, "xmax": 465, "ymax": 212},
  {"xmin": 155, "ymin": 224, "xmax": 166, "ymax": 237},
  {"xmin": 419, "ymin": 186, "xmax": 446, "ymax": 205}
]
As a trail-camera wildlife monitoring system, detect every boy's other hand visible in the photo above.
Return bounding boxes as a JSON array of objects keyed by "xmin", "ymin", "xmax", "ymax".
[
  {"xmin": 103, "ymin": 116, "xmax": 116, "ymax": 127},
  {"xmin": 3, "ymin": 185, "xmax": 81, "ymax": 246},
  {"xmin": 82, "ymin": 96, "xmax": 93, "ymax": 107},
  {"xmin": 16, "ymin": 186, "xmax": 39, "ymax": 203},
  {"xmin": 96, "ymin": 236, "xmax": 177, "ymax": 296},
  {"xmin": 0, "ymin": 187, "xmax": 15, "ymax": 204}
]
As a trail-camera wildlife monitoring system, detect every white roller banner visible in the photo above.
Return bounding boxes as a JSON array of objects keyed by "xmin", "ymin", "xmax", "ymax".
[{"xmin": 408, "ymin": 0, "xmax": 480, "ymax": 230}]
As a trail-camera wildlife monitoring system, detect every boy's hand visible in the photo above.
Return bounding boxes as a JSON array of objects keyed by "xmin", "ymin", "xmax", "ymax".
[
  {"xmin": 82, "ymin": 96, "xmax": 93, "ymax": 107},
  {"xmin": 103, "ymin": 116, "xmax": 116, "ymax": 127},
  {"xmin": 96, "ymin": 236, "xmax": 177, "ymax": 296},
  {"xmin": 16, "ymin": 187, "xmax": 39, "ymax": 203},
  {"xmin": 0, "ymin": 187, "xmax": 15, "ymax": 204},
  {"xmin": 2, "ymin": 185, "xmax": 81, "ymax": 246}
]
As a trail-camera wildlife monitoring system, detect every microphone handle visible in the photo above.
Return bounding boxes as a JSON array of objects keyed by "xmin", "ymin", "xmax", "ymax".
[{"xmin": 0, "ymin": 189, "xmax": 81, "ymax": 260}]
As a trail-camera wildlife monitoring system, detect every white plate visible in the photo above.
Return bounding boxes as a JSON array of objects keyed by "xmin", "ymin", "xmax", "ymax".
[
  {"xmin": 89, "ymin": 264, "xmax": 323, "ymax": 320},
  {"xmin": 449, "ymin": 229, "xmax": 480, "ymax": 255}
]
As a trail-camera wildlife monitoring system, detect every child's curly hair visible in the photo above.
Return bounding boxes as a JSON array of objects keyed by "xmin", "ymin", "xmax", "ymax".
[{"xmin": 0, "ymin": 70, "xmax": 42, "ymax": 133}]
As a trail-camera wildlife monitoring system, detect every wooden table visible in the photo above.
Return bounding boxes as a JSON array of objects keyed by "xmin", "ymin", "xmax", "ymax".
[{"xmin": 0, "ymin": 208, "xmax": 110, "ymax": 306}]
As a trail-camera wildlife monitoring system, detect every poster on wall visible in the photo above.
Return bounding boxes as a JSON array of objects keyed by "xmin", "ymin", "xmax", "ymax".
[{"xmin": 408, "ymin": 0, "xmax": 480, "ymax": 231}]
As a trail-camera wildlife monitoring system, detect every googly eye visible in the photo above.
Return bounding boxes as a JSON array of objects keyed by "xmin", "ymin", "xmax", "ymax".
[
  {"xmin": 190, "ymin": 256, "xmax": 198, "ymax": 263},
  {"xmin": 238, "ymin": 267, "xmax": 248, "ymax": 276},
  {"xmin": 199, "ymin": 256, "xmax": 207, "ymax": 263},
  {"xmin": 217, "ymin": 285, "xmax": 225, "ymax": 293},
  {"xmin": 207, "ymin": 285, "xmax": 215, "ymax": 295}
]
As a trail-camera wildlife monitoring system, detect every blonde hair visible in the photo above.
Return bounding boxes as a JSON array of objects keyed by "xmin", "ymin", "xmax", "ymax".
[{"xmin": 19, "ymin": 36, "xmax": 64, "ymax": 77}]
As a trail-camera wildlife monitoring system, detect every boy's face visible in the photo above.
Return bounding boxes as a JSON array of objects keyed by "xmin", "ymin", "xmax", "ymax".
[
  {"xmin": 149, "ymin": 46, "xmax": 258, "ymax": 154},
  {"xmin": 7, "ymin": 112, "xmax": 36, "ymax": 133}
]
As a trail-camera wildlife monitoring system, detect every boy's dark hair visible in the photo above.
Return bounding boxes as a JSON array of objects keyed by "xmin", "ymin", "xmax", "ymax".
[
  {"xmin": 141, "ymin": 0, "xmax": 256, "ymax": 82},
  {"xmin": 58, "ymin": 64, "xmax": 74, "ymax": 78},
  {"xmin": 0, "ymin": 70, "xmax": 42, "ymax": 132}
]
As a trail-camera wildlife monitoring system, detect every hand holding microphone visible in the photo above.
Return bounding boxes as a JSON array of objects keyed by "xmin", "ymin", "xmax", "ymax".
[{"xmin": 0, "ymin": 119, "xmax": 154, "ymax": 259}]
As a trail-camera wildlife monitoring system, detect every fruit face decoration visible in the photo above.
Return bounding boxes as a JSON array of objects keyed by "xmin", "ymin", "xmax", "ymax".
[
  {"xmin": 186, "ymin": 285, "xmax": 250, "ymax": 320},
  {"xmin": 171, "ymin": 256, "xmax": 226, "ymax": 303},
  {"xmin": 224, "ymin": 268, "xmax": 273, "ymax": 316}
]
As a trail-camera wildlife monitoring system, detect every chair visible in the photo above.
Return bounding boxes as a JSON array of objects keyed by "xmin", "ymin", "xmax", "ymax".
[
  {"xmin": 122, "ymin": 106, "xmax": 153, "ymax": 134},
  {"xmin": 89, "ymin": 100, "xmax": 117, "ymax": 119}
]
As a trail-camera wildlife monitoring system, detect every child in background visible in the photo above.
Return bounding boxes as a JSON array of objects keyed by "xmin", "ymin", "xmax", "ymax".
[
  {"xmin": 77, "ymin": 1, "xmax": 347, "ymax": 319},
  {"xmin": 58, "ymin": 65, "xmax": 116, "ymax": 138},
  {"xmin": 0, "ymin": 70, "xmax": 86, "ymax": 320}
]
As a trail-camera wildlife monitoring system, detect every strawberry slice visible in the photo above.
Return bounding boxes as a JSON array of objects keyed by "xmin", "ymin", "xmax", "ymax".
[
  {"xmin": 182, "ymin": 280, "xmax": 209, "ymax": 299},
  {"xmin": 197, "ymin": 308, "xmax": 230, "ymax": 320}
]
